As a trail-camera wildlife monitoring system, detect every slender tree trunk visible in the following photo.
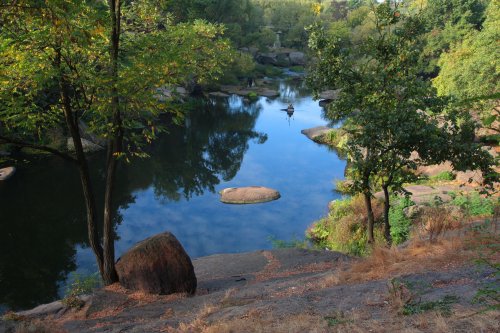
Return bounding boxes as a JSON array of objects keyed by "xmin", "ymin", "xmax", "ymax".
[
  {"xmin": 99, "ymin": 0, "xmax": 122, "ymax": 285},
  {"xmin": 102, "ymin": 144, "xmax": 119, "ymax": 284},
  {"xmin": 364, "ymin": 191, "xmax": 375, "ymax": 244},
  {"xmin": 57, "ymin": 48, "xmax": 105, "ymax": 277},
  {"xmin": 382, "ymin": 184, "xmax": 392, "ymax": 244}
]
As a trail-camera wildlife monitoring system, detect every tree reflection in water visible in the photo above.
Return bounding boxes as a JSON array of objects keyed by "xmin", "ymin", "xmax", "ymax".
[{"xmin": 0, "ymin": 94, "xmax": 265, "ymax": 312}]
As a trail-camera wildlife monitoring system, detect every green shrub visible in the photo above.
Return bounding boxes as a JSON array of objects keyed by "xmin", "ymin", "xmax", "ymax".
[
  {"xmin": 430, "ymin": 171, "xmax": 455, "ymax": 181},
  {"xmin": 62, "ymin": 272, "xmax": 102, "ymax": 309},
  {"xmin": 289, "ymin": 65, "xmax": 304, "ymax": 72},
  {"xmin": 306, "ymin": 195, "xmax": 385, "ymax": 256},
  {"xmin": 389, "ymin": 196, "xmax": 415, "ymax": 245},
  {"xmin": 451, "ymin": 191, "xmax": 497, "ymax": 216},
  {"xmin": 247, "ymin": 92, "xmax": 258, "ymax": 100},
  {"xmin": 268, "ymin": 236, "xmax": 310, "ymax": 249}
]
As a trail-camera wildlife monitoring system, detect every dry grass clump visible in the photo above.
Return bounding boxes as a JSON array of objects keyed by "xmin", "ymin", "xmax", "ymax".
[
  {"xmin": 319, "ymin": 222, "xmax": 497, "ymax": 289},
  {"xmin": 414, "ymin": 206, "xmax": 463, "ymax": 242}
]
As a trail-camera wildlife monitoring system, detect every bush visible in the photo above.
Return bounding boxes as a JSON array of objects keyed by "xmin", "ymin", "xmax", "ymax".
[
  {"xmin": 389, "ymin": 196, "xmax": 415, "ymax": 245},
  {"xmin": 247, "ymin": 92, "xmax": 258, "ymax": 100},
  {"xmin": 289, "ymin": 65, "xmax": 304, "ymax": 72},
  {"xmin": 306, "ymin": 195, "xmax": 385, "ymax": 256},
  {"xmin": 62, "ymin": 272, "xmax": 102, "ymax": 309},
  {"xmin": 430, "ymin": 171, "xmax": 455, "ymax": 181},
  {"xmin": 451, "ymin": 191, "xmax": 497, "ymax": 216}
]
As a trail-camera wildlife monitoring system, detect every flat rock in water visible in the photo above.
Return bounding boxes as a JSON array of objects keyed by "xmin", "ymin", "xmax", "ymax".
[
  {"xmin": 0, "ymin": 166, "xmax": 15, "ymax": 181},
  {"xmin": 220, "ymin": 186, "xmax": 281, "ymax": 204},
  {"xmin": 301, "ymin": 126, "xmax": 331, "ymax": 141}
]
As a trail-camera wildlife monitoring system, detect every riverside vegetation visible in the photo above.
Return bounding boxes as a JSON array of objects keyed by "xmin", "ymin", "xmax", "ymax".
[{"xmin": 0, "ymin": 0, "xmax": 499, "ymax": 330}]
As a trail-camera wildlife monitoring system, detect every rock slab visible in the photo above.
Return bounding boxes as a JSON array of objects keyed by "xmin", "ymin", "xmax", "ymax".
[
  {"xmin": 116, "ymin": 232, "xmax": 197, "ymax": 295},
  {"xmin": 220, "ymin": 186, "xmax": 281, "ymax": 204},
  {"xmin": 301, "ymin": 126, "xmax": 331, "ymax": 141}
]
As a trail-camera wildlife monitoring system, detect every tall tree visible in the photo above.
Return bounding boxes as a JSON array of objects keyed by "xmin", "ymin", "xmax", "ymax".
[
  {"xmin": 0, "ymin": 0, "xmax": 232, "ymax": 284},
  {"xmin": 307, "ymin": 0, "xmax": 496, "ymax": 244}
]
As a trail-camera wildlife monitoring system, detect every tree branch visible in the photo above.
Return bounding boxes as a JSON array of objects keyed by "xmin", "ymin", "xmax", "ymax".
[{"xmin": 0, "ymin": 135, "xmax": 77, "ymax": 163}]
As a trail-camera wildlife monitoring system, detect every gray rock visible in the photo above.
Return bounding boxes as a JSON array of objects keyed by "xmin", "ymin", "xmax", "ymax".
[
  {"xmin": 301, "ymin": 126, "xmax": 331, "ymax": 141},
  {"xmin": 220, "ymin": 186, "xmax": 281, "ymax": 204},
  {"xmin": 0, "ymin": 167, "xmax": 15, "ymax": 181},
  {"xmin": 259, "ymin": 88, "xmax": 279, "ymax": 98},
  {"xmin": 256, "ymin": 52, "xmax": 277, "ymax": 65},
  {"xmin": 319, "ymin": 99, "xmax": 333, "ymax": 107},
  {"xmin": 67, "ymin": 138, "xmax": 103, "ymax": 153},
  {"xmin": 289, "ymin": 51, "xmax": 306, "ymax": 65},
  {"xmin": 116, "ymin": 232, "xmax": 197, "ymax": 295},
  {"xmin": 209, "ymin": 92, "xmax": 230, "ymax": 98},
  {"xmin": 18, "ymin": 300, "xmax": 65, "ymax": 317},
  {"xmin": 276, "ymin": 53, "xmax": 291, "ymax": 67}
]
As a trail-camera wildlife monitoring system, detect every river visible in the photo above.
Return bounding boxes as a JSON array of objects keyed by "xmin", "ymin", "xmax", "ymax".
[{"xmin": 0, "ymin": 79, "xmax": 345, "ymax": 312}]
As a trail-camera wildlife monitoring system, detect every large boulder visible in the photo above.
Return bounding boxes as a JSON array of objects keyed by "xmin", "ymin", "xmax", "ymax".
[
  {"xmin": 220, "ymin": 186, "xmax": 281, "ymax": 204},
  {"xmin": 116, "ymin": 232, "xmax": 197, "ymax": 295}
]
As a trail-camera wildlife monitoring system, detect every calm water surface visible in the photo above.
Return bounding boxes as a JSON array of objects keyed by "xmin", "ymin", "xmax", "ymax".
[{"xmin": 0, "ymin": 80, "xmax": 345, "ymax": 312}]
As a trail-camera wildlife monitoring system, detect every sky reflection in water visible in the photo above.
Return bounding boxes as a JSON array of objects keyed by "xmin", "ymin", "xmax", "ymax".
[{"xmin": 0, "ymin": 79, "xmax": 345, "ymax": 311}]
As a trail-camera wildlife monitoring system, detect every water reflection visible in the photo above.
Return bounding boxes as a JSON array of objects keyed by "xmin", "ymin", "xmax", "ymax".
[
  {"xmin": 0, "ymin": 80, "xmax": 345, "ymax": 312},
  {"xmin": 0, "ymin": 94, "xmax": 265, "ymax": 311}
]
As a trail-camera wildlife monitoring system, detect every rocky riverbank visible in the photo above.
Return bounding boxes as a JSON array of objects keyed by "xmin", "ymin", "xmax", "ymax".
[{"xmin": 1, "ymin": 219, "xmax": 498, "ymax": 333}]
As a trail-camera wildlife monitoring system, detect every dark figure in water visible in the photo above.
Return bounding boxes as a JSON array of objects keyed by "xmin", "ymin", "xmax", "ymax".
[{"xmin": 287, "ymin": 104, "xmax": 294, "ymax": 111}]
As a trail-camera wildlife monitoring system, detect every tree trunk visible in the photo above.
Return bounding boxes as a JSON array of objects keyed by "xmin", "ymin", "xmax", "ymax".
[
  {"xmin": 382, "ymin": 184, "xmax": 392, "ymax": 245},
  {"xmin": 102, "ymin": 143, "xmax": 119, "ymax": 284},
  {"xmin": 363, "ymin": 191, "xmax": 375, "ymax": 244},
  {"xmin": 57, "ymin": 48, "xmax": 105, "ymax": 277},
  {"xmin": 99, "ymin": 0, "xmax": 122, "ymax": 285}
]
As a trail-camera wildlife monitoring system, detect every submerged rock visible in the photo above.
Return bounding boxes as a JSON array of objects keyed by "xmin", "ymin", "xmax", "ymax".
[
  {"xmin": 0, "ymin": 166, "xmax": 15, "ymax": 181},
  {"xmin": 116, "ymin": 232, "xmax": 197, "ymax": 295},
  {"xmin": 220, "ymin": 186, "xmax": 281, "ymax": 204}
]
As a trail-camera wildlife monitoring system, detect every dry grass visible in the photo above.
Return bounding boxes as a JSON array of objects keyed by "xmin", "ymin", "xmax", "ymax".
[
  {"xmin": 164, "ymin": 307, "xmax": 500, "ymax": 333},
  {"xmin": 319, "ymin": 223, "xmax": 498, "ymax": 288},
  {"xmin": 174, "ymin": 312, "xmax": 330, "ymax": 333},
  {"xmin": 13, "ymin": 320, "xmax": 67, "ymax": 333},
  {"xmin": 415, "ymin": 206, "xmax": 463, "ymax": 242}
]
